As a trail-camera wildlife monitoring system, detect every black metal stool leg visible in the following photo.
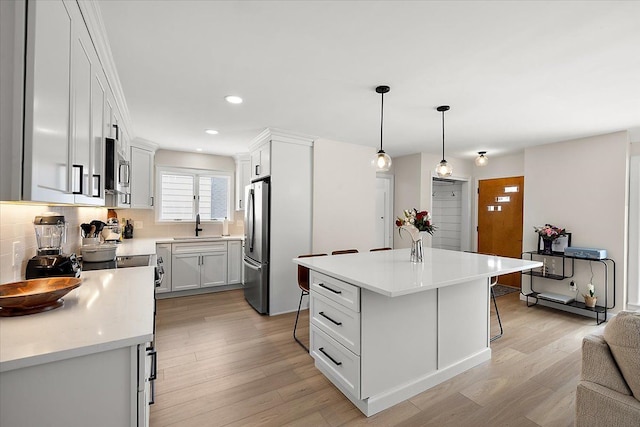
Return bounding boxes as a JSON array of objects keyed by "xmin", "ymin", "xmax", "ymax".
[
  {"xmin": 490, "ymin": 287, "xmax": 503, "ymax": 342},
  {"xmin": 293, "ymin": 289, "xmax": 309, "ymax": 351}
]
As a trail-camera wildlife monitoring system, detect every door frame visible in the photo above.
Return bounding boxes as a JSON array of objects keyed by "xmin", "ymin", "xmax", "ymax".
[
  {"xmin": 430, "ymin": 174, "xmax": 472, "ymax": 252},
  {"xmin": 376, "ymin": 173, "xmax": 394, "ymax": 249}
]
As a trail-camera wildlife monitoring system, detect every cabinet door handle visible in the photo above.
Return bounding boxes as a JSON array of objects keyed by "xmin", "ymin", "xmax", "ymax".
[
  {"xmin": 113, "ymin": 124, "xmax": 119, "ymax": 140},
  {"xmin": 319, "ymin": 347, "xmax": 342, "ymax": 366},
  {"xmin": 72, "ymin": 164, "xmax": 83, "ymax": 195},
  {"xmin": 318, "ymin": 283, "xmax": 342, "ymax": 294},
  {"xmin": 255, "ymin": 164, "xmax": 260, "ymax": 176},
  {"xmin": 150, "ymin": 196, "xmax": 154, "ymax": 206},
  {"xmin": 319, "ymin": 311, "xmax": 342, "ymax": 326},
  {"xmin": 92, "ymin": 174, "xmax": 101, "ymax": 197},
  {"xmin": 239, "ymin": 199, "xmax": 242, "ymax": 209}
]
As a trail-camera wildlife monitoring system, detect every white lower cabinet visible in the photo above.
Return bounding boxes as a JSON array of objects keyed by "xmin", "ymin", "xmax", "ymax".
[
  {"xmin": 0, "ymin": 344, "xmax": 151, "ymax": 427},
  {"xmin": 171, "ymin": 241, "xmax": 228, "ymax": 291},
  {"xmin": 227, "ymin": 240, "xmax": 242, "ymax": 284},
  {"xmin": 309, "ymin": 271, "xmax": 362, "ymax": 400},
  {"xmin": 201, "ymin": 252, "xmax": 227, "ymax": 287}
]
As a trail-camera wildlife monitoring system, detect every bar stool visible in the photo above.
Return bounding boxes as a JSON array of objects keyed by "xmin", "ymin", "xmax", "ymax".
[
  {"xmin": 370, "ymin": 247, "xmax": 392, "ymax": 252},
  {"xmin": 294, "ymin": 253, "xmax": 327, "ymax": 351},
  {"xmin": 466, "ymin": 251, "xmax": 503, "ymax": 342},
  {"xmin": 331, "ymin": 249, "xmax": 359, "ymax": 255}
]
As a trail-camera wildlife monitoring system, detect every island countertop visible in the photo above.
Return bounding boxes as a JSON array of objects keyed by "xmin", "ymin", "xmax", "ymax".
[
  {"xmin": 295, "ymin": 248, "xmax": 542, "ymax": 297},
  {"xmin": 0, "ymin": 267, "xmax": 155, "ymax": 372}
]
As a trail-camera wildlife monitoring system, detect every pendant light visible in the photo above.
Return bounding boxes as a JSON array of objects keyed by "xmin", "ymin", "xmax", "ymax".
[
  {"xmin": 372, "ymin": 85, "xmax": 392, "ymax": 172},
  {"xmin": 435, "ymin": 105, "xmax": 453, "ymax": 177},
  {"xmin": 475, "ymin": 151, "xmax": 489, "ymax": 166}
]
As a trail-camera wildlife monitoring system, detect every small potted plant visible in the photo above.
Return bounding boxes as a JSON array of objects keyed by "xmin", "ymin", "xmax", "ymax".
[{"xmin": 583, "ymin": 283, "xmax": 597, "ymax": 308}]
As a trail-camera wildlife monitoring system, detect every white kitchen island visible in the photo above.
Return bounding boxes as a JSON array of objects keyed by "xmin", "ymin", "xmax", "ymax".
[{"xmin": 294, "ymin": 248, "xmax": 541, "ymax": 416}]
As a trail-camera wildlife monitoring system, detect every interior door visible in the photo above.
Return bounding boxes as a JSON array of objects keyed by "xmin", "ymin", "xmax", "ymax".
[
  {"xmin": 375, "ymin": 176, "xmax": 392, "ymax": 248},
  {"xmin": 478, "ymin": 176, "xmax": 524, "ymax": 287}
]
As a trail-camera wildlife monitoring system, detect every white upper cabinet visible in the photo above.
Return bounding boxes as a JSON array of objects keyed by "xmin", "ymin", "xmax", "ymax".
[
  {"xmin": 234, "ymin": 154, "xmax": 250, "ymax": 210},
  {"xmin": 22, "ymin": 0, "xmax": 75, "ymax": 203},
  {"xmin": 130, "ymin": 145, "xmax": 155, "ymax": 209},
  {"xmin": 250, "ymin": 141, "xmax": 271, "ymax": 181}
]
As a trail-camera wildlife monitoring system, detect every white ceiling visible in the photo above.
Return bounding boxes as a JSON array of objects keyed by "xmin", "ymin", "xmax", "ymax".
[{"xmin": 97, "ymin": 0, "xmax": 640, "ymax": 160}]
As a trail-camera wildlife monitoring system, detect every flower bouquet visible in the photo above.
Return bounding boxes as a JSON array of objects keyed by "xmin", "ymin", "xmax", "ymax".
[
  {"xmin": 396, "ymin": 209, "xmax": 436, "ymax": 262},
  {"xmin": 534, "ymin": 224, "xmax": 567, "ymax": 254}
]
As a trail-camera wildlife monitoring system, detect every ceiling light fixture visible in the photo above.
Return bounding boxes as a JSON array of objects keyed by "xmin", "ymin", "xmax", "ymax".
[
  {"xmin": 225, "ymin": 95, "xmax": 243, "ymax": 104},
  {"xmin": 205, "ymin": 129, "xmax": 219, "ymax": 135},
  {"xmin": 475, "ymin": 151, "xmax": 488, "ymax": 166},
  {"xmin": 372, "ymin": 85, "xmax": 392, "ymax": 172},
  {"xmin": 435, "ymin": 105, "xmax": 453, "ymax": 177},
  {"xmin": 196, "ymin": 148, "xmax": 203, "ymax": 152}
]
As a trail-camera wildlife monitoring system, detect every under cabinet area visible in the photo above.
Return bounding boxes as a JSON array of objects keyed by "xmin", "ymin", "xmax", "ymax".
[{"xmin": 156, "ymin": 239, "xmax": 243, "ymax": 297}]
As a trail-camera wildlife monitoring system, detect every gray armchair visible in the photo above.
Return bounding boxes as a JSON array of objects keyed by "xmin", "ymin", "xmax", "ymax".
[{"xmin": 576, "ymin": 311, "xmax": 640, "ymax": 426}]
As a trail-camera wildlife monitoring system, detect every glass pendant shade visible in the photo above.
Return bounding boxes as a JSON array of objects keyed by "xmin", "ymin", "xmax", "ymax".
[
  {"xmin": 372, "ymin": 85, "xmax": 391, "ymax": 172},
  {"xmin": 475, "ymin": 151, "xmax": 488, "ymax": 166},
  {"xmin": 436, "ymin": 160, "xmax": 453, "ymax": 177},
  {"xmin": 435, "ymin": 105, "xmax": 452, "ymax": 177},
  {"xmin": 374, "ymin": 149, "xmax": 392, "ymax": 171}
]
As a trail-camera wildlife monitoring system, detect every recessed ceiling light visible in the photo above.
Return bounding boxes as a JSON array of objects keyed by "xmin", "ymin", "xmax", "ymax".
[
  {"xmin": 196, "ymin": 148, "xmax": 203, "ymax": 152},
  {"xmin": 205, "ymin": 129, "xmax": 218, "ymax": 135},
  {"xmin": 225, "ymin": 95, "xmax": 243, "ymax": 104}
]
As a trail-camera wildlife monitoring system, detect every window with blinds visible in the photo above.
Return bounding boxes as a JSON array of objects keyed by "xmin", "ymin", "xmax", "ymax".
[{"xmin": 157, "ymin": 167, "xmax": 232, "ymax": 222}]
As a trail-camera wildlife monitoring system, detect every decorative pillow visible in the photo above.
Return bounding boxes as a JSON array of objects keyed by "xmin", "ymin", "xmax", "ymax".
[{"xmin": 603, "ymin": 311, "xmax": 640, "ymax": 398}]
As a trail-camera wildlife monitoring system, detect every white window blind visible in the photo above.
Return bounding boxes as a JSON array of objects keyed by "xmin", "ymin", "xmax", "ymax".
[{"xmin": 160, "ymin": 173, "xmax": 194, "ymax": 220}]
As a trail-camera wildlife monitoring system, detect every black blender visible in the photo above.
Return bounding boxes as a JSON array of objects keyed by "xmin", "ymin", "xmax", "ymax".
[{"xmin": 25, "ymin": 213, "xmax": 81, "ymax": 279}]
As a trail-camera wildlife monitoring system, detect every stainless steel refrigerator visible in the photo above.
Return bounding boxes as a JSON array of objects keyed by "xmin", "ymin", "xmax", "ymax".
[{"xmin": 243, "ymin": 180, "xmax": 270, "ymax": 313}]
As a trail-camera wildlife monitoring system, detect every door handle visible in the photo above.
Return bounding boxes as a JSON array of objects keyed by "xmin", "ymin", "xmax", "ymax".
[
  {"xmin": 243, "ymin": 259, "xmax": 261, "ymax": 271},
  {"xmin": 92, "ymin": 174, "xmax": 101, "ymax": 197},
  {"xmin": 72, "ymin": 164, "xmax": 83, "ymax": 195}
]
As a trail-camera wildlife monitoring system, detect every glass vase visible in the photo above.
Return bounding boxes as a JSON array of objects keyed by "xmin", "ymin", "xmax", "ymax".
[
  {"xmin": 542, "ymin": 239, "xmax": 554, "ymax": 255},
  {"xmin": 410, "ymin": 236, "xmax": 424, "ymax": 263}
]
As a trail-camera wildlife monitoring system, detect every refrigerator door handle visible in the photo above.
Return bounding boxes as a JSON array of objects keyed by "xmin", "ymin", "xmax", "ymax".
[
  {"xmin": 243, "ymin": 258, "xmax": 262, "ymax": 271},
  {"xmin": 249, "ymin": 188, "xmax": 255, "ymax": 252}
]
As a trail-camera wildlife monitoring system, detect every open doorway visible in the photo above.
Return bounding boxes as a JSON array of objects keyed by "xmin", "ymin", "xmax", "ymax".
[{"xmin": 431, "ymin": 177, "xmax": 471, "ymax": 252}]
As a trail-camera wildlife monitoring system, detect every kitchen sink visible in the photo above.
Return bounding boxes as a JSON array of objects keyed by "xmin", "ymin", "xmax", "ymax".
[{"xmin": 172, "ymin": 236, "xmax": 222, "ymax": 240}]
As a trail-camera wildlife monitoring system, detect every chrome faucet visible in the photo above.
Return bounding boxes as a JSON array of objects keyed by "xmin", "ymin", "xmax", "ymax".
[{"xmin": 195, "ymin": 214, "xmax": 203, "ymax": 237}]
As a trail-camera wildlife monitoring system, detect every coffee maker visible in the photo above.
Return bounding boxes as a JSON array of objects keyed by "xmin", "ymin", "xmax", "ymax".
[{"xmin": 26, "ymin": 213, "xmax": 81, "ymax": 279}]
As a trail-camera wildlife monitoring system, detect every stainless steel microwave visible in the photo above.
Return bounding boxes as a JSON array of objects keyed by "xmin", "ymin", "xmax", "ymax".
[{"xmin": 105, "ymin": 137, "xmax": 130, "ymax": 197}]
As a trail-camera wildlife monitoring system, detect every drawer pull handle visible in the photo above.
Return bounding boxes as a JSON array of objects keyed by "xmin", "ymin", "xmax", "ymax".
[
  {"xmin": 318, "ymin": 283, "xmax": 342, "ymax": 294},
  {"xmin": 319, "ymin": 311, "xmax": 342, "ymax": 326},
  {"xmin": 319, "ymin": 347, "xmax": 342, "ymax": 366}
]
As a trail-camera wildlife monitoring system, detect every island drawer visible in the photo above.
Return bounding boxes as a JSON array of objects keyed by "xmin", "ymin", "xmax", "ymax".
[
  {"xmin": 311, "ymin": 325, "xmax": 360, "ymax": 399},
  {"xmin": 310, "ymin": 271, "xmax": 360, "ymax": 312},
  {"xmin": 310, "ymin": 292, "xmax": 361, "ymax": 355}
]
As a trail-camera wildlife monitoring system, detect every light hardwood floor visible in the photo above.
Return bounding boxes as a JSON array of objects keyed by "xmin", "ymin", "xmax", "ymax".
[{"xmin": 151, "ymin": 289, "xmax": 604, "ymax": 427}]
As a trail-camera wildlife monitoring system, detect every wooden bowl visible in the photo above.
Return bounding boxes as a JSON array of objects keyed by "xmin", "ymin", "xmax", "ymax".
[{"xmin": 0, "ymin": 277, "xmax": 82, "ymax": 316}]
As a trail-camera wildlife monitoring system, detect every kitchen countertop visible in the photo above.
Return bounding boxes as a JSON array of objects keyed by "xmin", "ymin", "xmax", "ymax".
[
  {"xmin": 115, "ymin": 235, "xmax": 244, "ymax": 257},
  {"xmin": 0, "ymin": 267, "xmax": 155, "ymax": 372},
  {"xmin": 295, "ymin": 248, "xmax": 542, "ymax": 297}
]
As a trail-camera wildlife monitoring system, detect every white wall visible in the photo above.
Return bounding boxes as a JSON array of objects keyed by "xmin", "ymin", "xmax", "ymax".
[
  {"xmin": 391, "ymin": 154, "xmax": 422, "ymax": 249},
  {"xmin": 523, "ymin": 131, "xmax": 630, "ymax": 311},
  {"xmin": 313, "ymin": 138, "xmax": 376, "ymax": 254},
  {"xmin": 155, "ymin": 149, "xmax": 235, "ymax": 171},
  {"xmin": 473, "ymin": 151, "xmax": 525, "ymax": 180}
]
